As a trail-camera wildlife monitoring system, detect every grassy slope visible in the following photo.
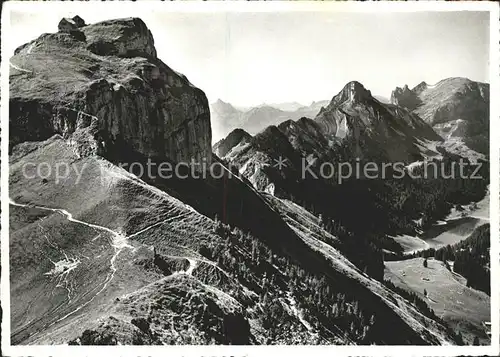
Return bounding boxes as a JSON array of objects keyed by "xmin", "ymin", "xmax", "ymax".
[{"xmin": 384, "ymin": 257, "xmax": 490, "ymax": 344}]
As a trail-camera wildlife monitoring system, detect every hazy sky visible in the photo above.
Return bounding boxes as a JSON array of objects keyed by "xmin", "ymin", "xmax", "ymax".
[{"xmin": 9, "ymin": 10, "xmax": 490, "ymax": 107}]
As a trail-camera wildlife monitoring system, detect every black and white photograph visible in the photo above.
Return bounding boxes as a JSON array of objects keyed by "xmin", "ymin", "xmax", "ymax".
[{"xmin": 1, "ymin": 1, "xmax": 499, "ymax": 356}]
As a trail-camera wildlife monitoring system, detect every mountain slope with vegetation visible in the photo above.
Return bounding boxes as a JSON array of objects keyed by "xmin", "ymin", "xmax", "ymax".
[
  {"xmin": 385, "ymin": 257, "xmax": 490, "ymax": 345},
  {"xmin": 218, "ymin": 81, "xmax": 488, "ymax": 244},
  {"xmin": 215, "ymin": 79, "xmax": 489, "ymax": 344},
  {"xmin": 10, "ymin": 134, "xmax": 461, "ymax": 345}
]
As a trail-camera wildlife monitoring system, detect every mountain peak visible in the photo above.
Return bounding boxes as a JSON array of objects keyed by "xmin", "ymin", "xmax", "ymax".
[
  {"xmin": 314, "ymin": 79, "xmax": 442, "ymax": 161},
  {"xmin": 331, "ymin": 81, "xmax": 373, "ymax": 106},
  {"xmin": 212, "ymin": 98, "xmax": 234, "ymax": 108}
]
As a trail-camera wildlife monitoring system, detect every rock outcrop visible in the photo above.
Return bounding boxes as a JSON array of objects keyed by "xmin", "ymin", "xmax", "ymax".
[
  {"xmin": 10, "ymin": 16, "xmax": 212, "ymax": 165},
  {"xmin": 390, "ymin": 84, "xmax": 422, "ymax": 110}
]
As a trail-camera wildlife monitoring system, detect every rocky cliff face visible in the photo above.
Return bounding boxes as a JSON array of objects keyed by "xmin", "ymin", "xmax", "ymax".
[
  {"xmin": 315, "ymin": 81, "xmax": 442, "ymax": 162},
  {"xmin": 212, "ymin": 128, "xmax": 252, "ymax": 158},
  {"xmin": 10, "ymin": 17, "xmax": 212, "ymax": 164}
]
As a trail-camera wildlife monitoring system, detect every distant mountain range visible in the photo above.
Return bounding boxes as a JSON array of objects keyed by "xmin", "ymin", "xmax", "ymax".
[
  {"xmin": 211, "ymin": 95, "xmax": 395, "ymax": 143},
  {"xmin": 258, "ymin": 101, "xmax": 306, "ymax": 112}
]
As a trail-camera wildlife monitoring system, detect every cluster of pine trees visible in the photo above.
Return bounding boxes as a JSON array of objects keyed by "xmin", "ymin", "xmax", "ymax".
[{"xmin": 291, "ymin": 272, "xmax": 378, "ymax": 343}]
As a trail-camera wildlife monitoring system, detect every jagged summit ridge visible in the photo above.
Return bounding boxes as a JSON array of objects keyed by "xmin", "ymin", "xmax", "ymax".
[{"xmin": 390, "ymin": 77, "xmax": 489, "ymax": 154}]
